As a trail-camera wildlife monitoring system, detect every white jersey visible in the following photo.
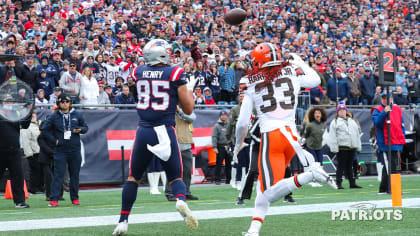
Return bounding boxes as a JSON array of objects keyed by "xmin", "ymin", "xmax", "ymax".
[
  {"xmin": 238, "ymin": 62, "xmax": 320, "ymax": 134},
  {"xmin": 103, "ymin": 63, "xmax": 121, "ymax": 87}
]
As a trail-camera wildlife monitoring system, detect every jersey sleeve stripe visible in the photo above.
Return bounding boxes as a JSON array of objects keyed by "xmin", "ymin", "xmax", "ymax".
[
  {"xmin": 171, "ymin": 67, "xmax": 184, "ymax": 82},
  {"xmin": 131, "ymin": 65, "xmax": 138, "ymax": 81},
  {"xmin": 295, "ymin": 67, "xmax": 304, "ymax": 76}
]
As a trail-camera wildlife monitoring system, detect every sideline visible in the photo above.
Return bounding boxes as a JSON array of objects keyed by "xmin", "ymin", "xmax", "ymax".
[{"xmin": 1, "ymin": 198, "xmax": 419, "ymax": 232}]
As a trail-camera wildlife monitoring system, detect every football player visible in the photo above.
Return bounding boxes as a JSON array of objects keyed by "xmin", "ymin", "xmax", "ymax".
[
  {"xmin": 113, "ymin": 39, "xmax": 198, "ymax": 235},
  {"xmin": 233, "ymin": 43, "xmax": 337, "ymax": 236}
]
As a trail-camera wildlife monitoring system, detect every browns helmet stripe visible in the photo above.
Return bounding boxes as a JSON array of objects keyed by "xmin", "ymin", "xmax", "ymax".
[{"xmin": 265, "ymin": 43, "xmax": 277, "ymax": 61}]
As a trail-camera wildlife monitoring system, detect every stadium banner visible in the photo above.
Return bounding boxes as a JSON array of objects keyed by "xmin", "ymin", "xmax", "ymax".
[{"xmin": 36, "ymin": 108, "xmax": 418, "ymax": 184}]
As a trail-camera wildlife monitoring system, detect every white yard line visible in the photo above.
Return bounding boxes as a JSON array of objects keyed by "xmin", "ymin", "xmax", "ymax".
[{"xmin": 1, "ymin": 198, "xmax": 420, "ymax": 232}]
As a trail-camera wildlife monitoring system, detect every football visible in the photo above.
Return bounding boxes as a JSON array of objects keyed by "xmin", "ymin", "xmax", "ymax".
[{"xmin": 224, "ymin": 8, "xmax": 247, "ymax": 25}]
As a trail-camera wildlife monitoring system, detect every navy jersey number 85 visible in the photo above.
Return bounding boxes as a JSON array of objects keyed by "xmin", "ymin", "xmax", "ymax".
[{"xmin": 132, "ymin": 65, "xmax": 186, "ymax": 127}]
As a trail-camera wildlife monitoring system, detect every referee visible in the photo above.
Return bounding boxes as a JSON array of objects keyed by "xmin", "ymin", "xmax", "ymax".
[{"xmin": 41, "ymin": 94, "xmax": 88, "ymax": 207}]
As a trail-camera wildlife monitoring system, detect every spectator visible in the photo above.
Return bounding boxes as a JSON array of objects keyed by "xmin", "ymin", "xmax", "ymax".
[
  {"xmin": 203, "ymin": 87, "xmax": 216, "ymax": 106},
  {"xmin": 20, "ymin": 113, "xmax": 42, "ymax": 194},
  {"xmin": 372, "ymin": 86, "xmax": 383, "ymax": 105},
  {"xmin": 327, "ymin": 104, "xmax": 362, "ymax": 189},
  {"xmin": 35, "ymin": 89, "xmax": 49, "ymax": 109},
  {"xmin": 82, "ymin": 55, "xmax": 100, "ymax": 76},
  {"xmin": 219, "ymin": 58, "xmax": 235, "ymax": 102},
  {"xmin": 127, "ymin": 77, "xmax": 138, "ymax": 102},
  {"xmin": 212, "ymin": 110, "xmax": 232, "ymax": 185},
  {"xmin": 36, "ymin": 69, "xmax": 55, "ymax": 101},
  {"xmin": 371, "ymin": 92, "xmax": 406, "ymax": 194},
  {"xmin": 114, "ymin": 85, "xmax": 136, "ymax": 109},
  {"xmin": 80, "ymin": 67, "xmax": 99, "ymax": 108},
  {"xmin": 104, "ymin": 55, "xmax": 121, "ymax": 87},
  {"xmin": 307, "ymin": 85, "xmax": 323, "ymax": 105},
  {"xmin": 347, "ymin": 68, "xmax": 361, "ymax": 105},
  {"xmin": 112, "ymin": 77, "xmax": 124, "ymax": 96},
  {"xmin": 41, "ymin": 94, "xmax": 88, "ymax": 207},
  {"xmin": 15, "ymin": 55, "xmax": 37, "ymax": 93},
  {"xmin": 326, "ymin": 68, "xmax": 350, "ymax": 104},
  {"xmin": 395, "ymin": 67, "xmax": 409, "ymax": 98},
  {"xmin": 104, "ymin": 84, "xmax": 115, "ymax": 104},
  {"xmin": 49, "ymin": 87, "xmax": 62, "ymax": 106},
  {"xmin": 302, "ymin": 107, "xmax": 327, "ymax": 166},
  {"xmin": 208, "ymin": 61, "xmax": 221, "ymax": 102},
  {"xmin": 359, "ymin": 68, "xmax": 376, "ymax": 105},
  {"xmin": 97, "ymin": 81, "xmax": 112, "ymax": 109},
  {"xmin": 393, "ymin": 86, "xmax": 409, "ymax": 106},
  {"xmin": 59, "ymin": 62, "xmax": 82, "ymax": 103},
  {"xmin": 193, "ymin": 87, "xmax": 205, "ymax": 106},
  {"xmin": 194, "ymin": 60, "xmax": 210, "ymax": 91}
]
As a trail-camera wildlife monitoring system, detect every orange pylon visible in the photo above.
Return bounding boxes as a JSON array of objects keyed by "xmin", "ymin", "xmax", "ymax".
[{"xmin": 4, "ymin": 180, "xmax": 29, "ymax": 199}]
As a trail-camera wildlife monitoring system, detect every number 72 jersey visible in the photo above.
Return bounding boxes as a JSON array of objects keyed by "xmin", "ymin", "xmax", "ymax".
[{"xmin": 239, "ymin": 64, "xmax": 320, "ymax": 133}]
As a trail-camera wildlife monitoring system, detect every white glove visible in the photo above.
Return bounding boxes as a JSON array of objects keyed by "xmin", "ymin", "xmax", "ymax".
[
  {"xmin": 232, "ymin": 143, "xmax": 249, "ymax": 164},
  {"xmin": 187, "ymin": 76, "xmax": 198, "ymax": 91},
  {"xmin": 288, "ymin": 53, "xmax": 305, "ymax": 66}
]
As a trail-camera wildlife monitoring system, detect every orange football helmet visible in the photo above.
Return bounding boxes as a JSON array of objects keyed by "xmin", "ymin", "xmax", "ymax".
[{"xmin": 250, "ymin": 43, "xmax": 281, "ymax": 69}]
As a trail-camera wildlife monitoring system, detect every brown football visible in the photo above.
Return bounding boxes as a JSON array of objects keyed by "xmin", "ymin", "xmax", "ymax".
[{"xmin": 224, "ymin": 8, "xmax": 247, "ymax": 25}]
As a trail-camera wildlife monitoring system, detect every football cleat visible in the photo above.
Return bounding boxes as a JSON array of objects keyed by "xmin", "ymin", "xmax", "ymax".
[
  {"xmin": 309, "ymin": 162, "xmax": 338, "ymax": 190},
  {"xmin": 48, "ymin": 201, "xmax": 59, "ymax": 207},
  {"xmin": 176, "ymin": 200, "xmax": 198, "ymax": 230},
  {"xmin": 112, "ymin": 220, "xmax": 128, "ymax": 236}
]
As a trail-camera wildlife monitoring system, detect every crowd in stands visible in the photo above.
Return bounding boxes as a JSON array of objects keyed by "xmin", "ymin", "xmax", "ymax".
[{"xmin": 0, "ymin": 0, "xmax": 419, "ymax": 109}]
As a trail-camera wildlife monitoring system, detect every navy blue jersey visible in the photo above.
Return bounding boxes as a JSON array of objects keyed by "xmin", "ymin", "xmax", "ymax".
[{"xmin": 132, "ymin": 65, "xmax": 186, "ymax": 127}]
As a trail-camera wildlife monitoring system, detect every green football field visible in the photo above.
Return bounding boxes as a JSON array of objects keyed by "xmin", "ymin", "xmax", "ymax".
[{"xmin": 0, "ymin": 175, "xmax": 419, "ymax": 236}]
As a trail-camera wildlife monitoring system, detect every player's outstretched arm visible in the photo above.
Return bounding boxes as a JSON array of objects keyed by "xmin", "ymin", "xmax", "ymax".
[
  {"xmin": 178, "ymin": 84, "xmax": 194, "ymax": 115},
  {"xmin": 289, "ymin": 53, "xmax": 320, "ymax": 88},
  {"xmin": 234, "ymin": 94, "xmax": 253, "ymax": 149}
]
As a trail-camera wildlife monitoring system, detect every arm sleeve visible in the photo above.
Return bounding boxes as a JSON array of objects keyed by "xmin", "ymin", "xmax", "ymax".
[
  {"xmin": 178, "ymin": 109, "xmax": 196, "ymax": 123},
  {"xmin": 40, "ymin": 114, "xmax": 58, "ymax": 144},
  {"xmin": 211, "ymin": 125, "xmax": 219, "ymax": 149},
  {"xmin": 328, "ymin": 120, "xmax": 339, "ymax": 153},
  {"xmin": 371, "ymin": 109, "xmax": 387, "ymax": 128},
  {"xmin": 59, "ymin": 74, "xmax": 71, "ymax": 92},
  {"xmin": 297, "ymin": 62, "xmax": 321, "ymax": 88},
  {"xmin": 234, "ymin": 94, "xmax": 254, "ymax": 148}
]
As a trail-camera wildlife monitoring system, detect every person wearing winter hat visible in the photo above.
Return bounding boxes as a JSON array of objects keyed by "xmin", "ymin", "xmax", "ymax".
[
  {"xmin": 212, "ymin": 109, "xmax": 232, "ymax": 185},
  {"xmin": 203, "ymin": 87, "xmax": 215, "ymax": 106},
  {"xmin": 326, "ymin": 103, "xmax": 362, "ymax": 189}
]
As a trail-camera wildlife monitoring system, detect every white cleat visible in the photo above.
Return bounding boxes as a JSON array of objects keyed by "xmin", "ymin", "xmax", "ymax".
[
  {"xmin": 176, "ymin": 200, "xmax": 198, "ymax": 230},
  {"xmin": 112, "ymin": 220, "xmax": 128, "ymax": 235},
  {"xmin": 242, "ymin": 231, "xmax": 259, "ymax": 236},
  {"xmin": 309, "ymin": 162, "xmax": 338, "ymax": 190}
]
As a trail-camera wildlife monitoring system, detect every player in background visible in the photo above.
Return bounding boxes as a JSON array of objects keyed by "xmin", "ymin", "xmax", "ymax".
[
  {"xmin": 113, "ymin": 39, "xmax": 198, "ymax": 235},
  {"xmin": 233, "ymin": 43, "xmax": 337, "ymax": 236}
]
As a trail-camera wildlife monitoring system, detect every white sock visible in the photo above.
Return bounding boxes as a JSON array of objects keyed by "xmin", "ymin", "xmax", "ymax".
[
  {"xmin": 263, "ymin": 175, "xmax": 299, "ymax": 203},
  {"xmin": 252, "ymin": 183, "xmax": 270, "ymax": 223},
  {"xmin": 248, "ymin": 220, "xmax": 262, "ymax": 233}
]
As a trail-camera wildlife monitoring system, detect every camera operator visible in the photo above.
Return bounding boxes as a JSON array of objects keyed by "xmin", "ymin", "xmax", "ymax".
[{"xmin": 0, "ymin": 94, "xmax": 31, "ymax": 208}]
